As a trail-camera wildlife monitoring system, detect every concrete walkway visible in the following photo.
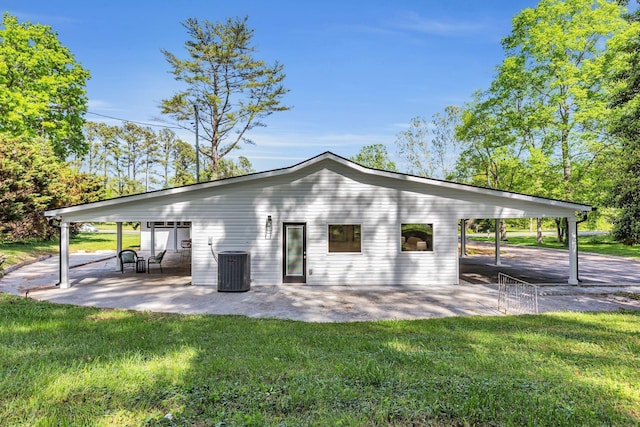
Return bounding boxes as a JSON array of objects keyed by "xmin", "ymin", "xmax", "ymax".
[
  {"xmin": 1, "ymin": 248, "xmax": 639, "ymax": 322},
  {"xmin": 461, "ymin": 241, "xmax": 640, "ymax": 285}
]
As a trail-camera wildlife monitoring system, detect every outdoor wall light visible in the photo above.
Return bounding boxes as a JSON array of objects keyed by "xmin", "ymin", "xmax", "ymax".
[{"xmin": 265, "ymin": 215, "xmax": 273, "ymax": 239}]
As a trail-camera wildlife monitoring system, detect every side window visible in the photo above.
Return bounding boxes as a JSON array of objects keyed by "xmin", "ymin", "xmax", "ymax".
[
  {"xmin": 328, "ymin": 224, "xmax": 361, "ymax": 253},
  {"xmin": 147, "ymin": 221, "xmax": 191, "ymax": 228},
  {"xmin": 401, "ymin": 224, "xmax": 433, "ymax": 252}
]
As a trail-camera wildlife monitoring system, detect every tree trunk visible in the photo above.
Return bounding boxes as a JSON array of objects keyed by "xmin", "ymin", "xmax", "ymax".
[
  {"xmin": 555, "ymin": 218, "xmax": 563, "ymax": 243},
  {"xmin": 500, "ymin": 219, "xmax": 508, "ymax": 241},
  {"xmin": 211, "ymin": 151, "xmax": 219, "ymax": 179},
  {"xmin": 555, "ymin": 217, "xmax": 570, "ymax": 246},
  {"xmin": 145, "ymin": 155, "xmax": 149, "ymax": 192},
  {"xmin": 536, "ymin": 218, "xmax": 543, "ymax": 244},
  {"xmin": 561, "ymin": 128, "xmax": 571, "ymax": 183}
]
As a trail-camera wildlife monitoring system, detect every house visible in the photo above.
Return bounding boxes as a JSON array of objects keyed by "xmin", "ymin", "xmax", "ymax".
[{"xmin": 44, "ymin": 152, "xmax": 591, "ymax": 288}]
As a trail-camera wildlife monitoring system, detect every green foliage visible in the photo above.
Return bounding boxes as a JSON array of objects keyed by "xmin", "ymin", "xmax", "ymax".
[
  {"xmin": 396, "ymin": 106, "xmax": 462, "ymax": 179},
  {"xmin": 0, "ymin": 134, "xmax": 103, "ymax": 240},
  {"xmin": 161, "ymin": 16, "xmax": 290, "ymax": 178},
  {"xmin": 607, "ymin": 6, "xmax": 640, "ymax": 245},
  {"xmin": 213, "ymin": 155, "xmax": 255, "ymax": 179},
  {"xmin": 455, "ymin": 0, "xmax": 634, "ymax": 245},
  {"xmin": 168, "ymin": 139, "xmax": 196, "ymax": 187},
  {"xmin": 610, "ymin": 160, "xmax": 640, "ymax": 245},
  {"xmin": 0, "ymin": 13, "xmax": 90, "ymax": 159},
  {"xmin": 349, "ymin": 143, "xmax": 397, "ymax": 171},
  {"xmin": 458, "ymin": 0, "xmax": 630, "ymax": 201},
  {"xmin": 75, "ymin": 119, "xmax": 252, "ymax": 196},
  {"xmin": 77, "ymin": 122, "xmax": 195, "ymax": 196},
  {"xmin": 455, "ymin": 95, "xmax": 531, "ymax": 191},
  {"xmin": 0, "ymin": 296, "xmax": 638, "ymax": 426}
]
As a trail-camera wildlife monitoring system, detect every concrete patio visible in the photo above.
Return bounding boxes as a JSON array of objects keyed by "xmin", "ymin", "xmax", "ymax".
[{"xmin": 1, "ymin": 247, "xmax": 639, "ymax": 322}]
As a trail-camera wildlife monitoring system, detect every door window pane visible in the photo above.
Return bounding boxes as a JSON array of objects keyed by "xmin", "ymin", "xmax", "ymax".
[
  {"xmin": 286, "ymin": 226, "xmax": 304, "ymax": 276},
  {"xmin": 401, "ymin": 224, "xmax": 433, "ymax": 251},
  {"xmin": 328, "ymin": 224, "xmax": 361, "ymax": 253}
]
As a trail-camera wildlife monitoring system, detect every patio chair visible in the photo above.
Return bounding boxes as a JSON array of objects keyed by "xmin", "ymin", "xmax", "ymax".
[
  {"xmin": 180, "ymin": 239, "xmax": 192, "ymax": 262},
  {"xmin": 147, "ymin": 250, "xmax": 167, "ymax": 273},
  {"xmin": 118, "ymin": 250, "xmax": 138, "ymax": 273}
]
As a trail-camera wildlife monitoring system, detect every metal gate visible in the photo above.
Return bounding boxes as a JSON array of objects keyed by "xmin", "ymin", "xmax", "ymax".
[{"xmin": 498, "ymin": 272, "xmax": 539, "ymax": 315}]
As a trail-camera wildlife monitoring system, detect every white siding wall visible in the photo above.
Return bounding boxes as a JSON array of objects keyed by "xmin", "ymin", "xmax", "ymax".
[
  {"xmin": 140, "ymin": 223, "xmax": 191, "ymax": 251},
  {"xmin": 190, "ymin": 165, "xmax": 460, "ymax": 286}
]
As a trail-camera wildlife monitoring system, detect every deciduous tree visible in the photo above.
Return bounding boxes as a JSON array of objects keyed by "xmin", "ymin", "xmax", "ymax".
[
  {"xmin": 215, "ymin": 156, "xmax": 255, "ymax": 179},
  {"xmin": 0, "ymin": 134, "xmax": 102, "ymax": 240},
  {"xmin": 608, "ymin": 3, "xmax": 640, "ymax": 245},
  {"xmin": 161, "ymin": 16, "xmax": 290, "ymax": 178},
  {"xmin": 396, "ymin": 106, "xmax": 462, "ymax": 179},
  {"xmin": 456, "ymin": 0, "xmax": 632, "ymax": 244},
  {"xmin": 350, "ymin": 144, "xmax": 397, "ymax": 171},
  {"xmin": 0, "ymin": 13, "xmax": 90, "ymax": 158}
]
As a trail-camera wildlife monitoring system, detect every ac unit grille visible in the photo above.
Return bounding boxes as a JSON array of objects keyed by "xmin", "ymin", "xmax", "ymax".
[{"xmin": 217, "ymin": 251, "xmax": 250, "ymax": 292}]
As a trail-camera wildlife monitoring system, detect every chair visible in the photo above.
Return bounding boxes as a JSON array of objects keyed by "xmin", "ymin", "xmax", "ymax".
[
  {"xmin": 147, "ymin": 250, "xmax": 167, "ymax": 273},
  {"xmin": 118, "ymin": 250, "xmax": 138, "ymax": 273},
  {"xmin": 180, "ymin": 239, "xmax": 192, "ymax": 262}
]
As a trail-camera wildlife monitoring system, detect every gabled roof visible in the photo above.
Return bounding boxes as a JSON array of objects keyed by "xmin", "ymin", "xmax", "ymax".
[{"xmin": 44, "ymin": 151, "xmax": 591, "ymax": 217}]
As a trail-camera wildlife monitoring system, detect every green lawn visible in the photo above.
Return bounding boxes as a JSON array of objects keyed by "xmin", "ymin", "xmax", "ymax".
[
  {"xmin": 469, "ymin": 233, "xmax": 640, "ymax": 258},
  {"xmin": 0, "ymin": 294, "xmax": 638, "ymax": 426},
  {"xmin": 0, "ymin": 232, "xmax": 140, "ymax": 268}
]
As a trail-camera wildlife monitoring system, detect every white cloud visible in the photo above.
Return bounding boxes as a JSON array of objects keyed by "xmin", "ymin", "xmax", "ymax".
[
  {"xmin": 87, "ymin": 99, "xmax": 120, "ymax": 111},
  {"xmin": 249, "ymin": 131, "xmax": 391, "ymax": 149},
  {"xmin": 390, "ymin": 11, "xmax": 488, "ymax": 37}
]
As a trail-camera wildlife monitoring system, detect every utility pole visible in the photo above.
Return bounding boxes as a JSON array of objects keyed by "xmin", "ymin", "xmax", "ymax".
[{"xmin": 194, "ymin": 104, "xmax": 200, "ymax": 183}]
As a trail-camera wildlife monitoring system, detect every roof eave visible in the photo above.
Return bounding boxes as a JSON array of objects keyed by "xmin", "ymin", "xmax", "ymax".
[{"xmin": 44, "ymin": 151, "xmax": 592, "ymax": 217}]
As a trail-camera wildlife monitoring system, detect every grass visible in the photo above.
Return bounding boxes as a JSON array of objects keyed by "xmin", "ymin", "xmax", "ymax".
[
  {"xmin": 469, "ymin": 233, "xmax": 640, "ymax": 258},
  {"xmin": 0, "ymin": 294, "xmax": 638, "ymax": 426},
  {"xmin": 0, "ymin": 232, "xmax": 140, "ymax": 269}
]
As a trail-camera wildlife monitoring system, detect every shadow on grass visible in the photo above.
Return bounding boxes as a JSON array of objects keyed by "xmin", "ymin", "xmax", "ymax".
[{"xmin": 0, "ymin": 294, "xmax": 638, "ymax": 426}]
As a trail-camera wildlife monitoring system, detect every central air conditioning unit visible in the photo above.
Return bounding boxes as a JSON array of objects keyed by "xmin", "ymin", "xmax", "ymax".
[{"xmin": 217, "ymin": 251, "xmax": 251, "ymax": 292}]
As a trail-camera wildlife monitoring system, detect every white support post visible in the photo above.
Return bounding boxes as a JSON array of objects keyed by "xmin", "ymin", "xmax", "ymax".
[
  {"xmin": 568, "ymin": 217, "xmax": 578, "ymax": 285},
  {"xmin": 173, "ymin": 222, "xmax": 178, "ymax": 252},
  {"xmin": 59, "ymin": 222, "xmax": 70, "ymax": 288},
  {"xmin": 460, "ymin": 219, "xmax": 467, "ymax": 258},
  {"xmin": 494, "ymin": 218, "xmax": 501, "ymax": 266},
  {"xmin": 116, "ymin": 222, "xmax": 123, "ymax": 270},
  {"xmin": 150, "ymin": 222, "xmax": 156, "ymax": 257}
]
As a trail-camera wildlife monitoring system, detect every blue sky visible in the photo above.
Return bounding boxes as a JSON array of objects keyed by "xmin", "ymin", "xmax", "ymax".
[{"xmin": 6, "ymin": 0, "xmax": 540, "ymax": 172}]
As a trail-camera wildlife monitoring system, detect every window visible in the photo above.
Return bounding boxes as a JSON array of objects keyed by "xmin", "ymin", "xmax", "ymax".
[
  {"xmin": 401, "ymin": 223, "xmax": 433, "ymax": 252},
  {"xmin": 147, "ymin": 221, "xmax": 191, "ymax": 228},
  {"xmin": 328, "ymin": 224, "xmax": 361, "ymax": 253}
]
